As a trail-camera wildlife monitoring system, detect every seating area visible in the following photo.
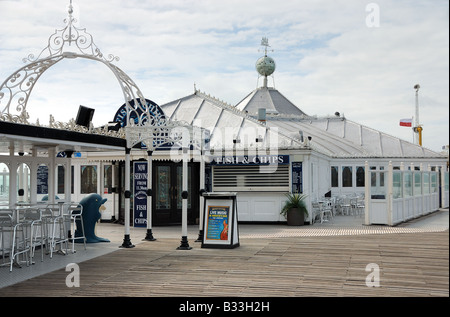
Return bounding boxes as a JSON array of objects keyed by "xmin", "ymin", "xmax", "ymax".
[
  {"xmin": 311, "ymin": 194, "xmax": 365, "ymax": 224},
  {"xmin": 0, "ymin": 202, "xmax": 85, "ymax": 272}
]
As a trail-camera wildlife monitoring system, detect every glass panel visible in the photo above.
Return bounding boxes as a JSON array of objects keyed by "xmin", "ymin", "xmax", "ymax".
[
  {"xmin": 331, "ymin": 166, "xmax": 338, "ymax": 187},
  {"xmin": 404, "ymin": 172, "xmax": 413, "ymax": 197},
  {"xmin": 57, "ymin": 165, "xmax": 65, "ymax": 194},
  {"xmin": 356, "ymin": 166, "xmax": 365, "ymax": 187},
  {"xmin": 156, "ymin": 166, "xmax": 171, "ymax": 209},
  {"xmin": 414, "ymin": 172, "xmax": 422, "ymax": 196},
  {"xmin": 370, "ymin": 171, "xmax": 386, "ymax": 199},
  {"xmin": 17, "ymin": 163, "xmax": 31, "ymax": 203},
  {"xmin": 431, "ymin": 173, "xmax": 437, "ymax": 193},
  {"xmin": 104, "ymin": 165, "xmax": 113, "ymax": 194},
  {"xmin": 0, "ymin": 162, "xmax": 9, "ymax": 205},
  {"xmin": 342, "ymin": 166, "xmax": 352, "ymax": 187},
  {"xmin": 177, "ymin": 166, "xmax": 192, "ymax": 209},
  {"xmin": 393, "ymin": 171, "xmax": 402, "ymax": 199},
  {"xmin": 423, "ymin": 172, "xmax": 430, "ymax": 194},
  {"xmin": 81, "ymin": 165, "xmax": 97, "ymax": 194}
]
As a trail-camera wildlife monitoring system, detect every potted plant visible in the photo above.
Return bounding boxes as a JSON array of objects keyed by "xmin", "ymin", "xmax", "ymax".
[{"xmin": 280, "ymin": 193, "xmax": 308, "ymax": 226}]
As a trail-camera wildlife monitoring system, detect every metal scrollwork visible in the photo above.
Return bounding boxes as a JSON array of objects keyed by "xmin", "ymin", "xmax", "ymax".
[{"xmin": 0, "ymin": 1, "xmax": 154, "ymax": 141}]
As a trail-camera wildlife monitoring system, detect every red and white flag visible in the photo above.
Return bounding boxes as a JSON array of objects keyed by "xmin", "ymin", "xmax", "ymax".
[{"xmin": 399, "ymin": 118, "xmax": 412, "ymax": 127}]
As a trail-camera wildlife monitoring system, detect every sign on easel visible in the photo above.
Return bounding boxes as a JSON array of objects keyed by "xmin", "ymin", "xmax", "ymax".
[{"xmin": 202, "ymin": 192, "xmax": 239, "ymax": 249}]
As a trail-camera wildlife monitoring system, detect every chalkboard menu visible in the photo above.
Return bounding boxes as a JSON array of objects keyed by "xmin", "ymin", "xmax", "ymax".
[
  {"xmin": 291, "ymin": 162, "xmax": 303, "ymax": 193},
  {"xmin": 37, "ymin": 165, "xmax": 48, "ymax": 194},
  {"xmin": 202, "ymin": 192, "xmax": 239, "ymax": 249}
]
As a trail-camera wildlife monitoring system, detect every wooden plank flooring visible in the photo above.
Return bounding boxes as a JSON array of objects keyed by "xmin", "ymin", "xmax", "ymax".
[{"xmin": 0, "ymin": 231, "xmax": 448, "ymax": 297}]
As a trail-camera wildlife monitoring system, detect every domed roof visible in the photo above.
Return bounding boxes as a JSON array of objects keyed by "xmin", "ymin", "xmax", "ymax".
[{"xmin": 235, "ymin": 86, "xmax": 308, "ymax": 117}]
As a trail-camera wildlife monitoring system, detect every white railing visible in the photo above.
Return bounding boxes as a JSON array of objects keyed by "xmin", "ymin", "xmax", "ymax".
[{"xmin": 364, "ymin": 161, "xmax": 447, "ymax": 226}]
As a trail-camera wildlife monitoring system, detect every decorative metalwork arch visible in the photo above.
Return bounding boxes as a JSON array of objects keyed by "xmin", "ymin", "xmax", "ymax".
[{"xmin": 0, "ymin": 2, "xmax": 152, "ymax": 129}]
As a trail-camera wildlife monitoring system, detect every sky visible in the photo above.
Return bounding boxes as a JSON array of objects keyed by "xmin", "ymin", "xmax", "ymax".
[{"xmin": 0, "ymin": 0, "xmax": 448, "ymax": 153}]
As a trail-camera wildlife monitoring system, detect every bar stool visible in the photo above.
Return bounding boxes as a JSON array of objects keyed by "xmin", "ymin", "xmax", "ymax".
[
  {"xmin": 9, "ymin": 209, "xmax": 32, "ymax": 271},
  {"xmin": 26, "ymin": 208, "xmax": 46, "ymax": 263},
  {"xmin": 48, "ymin": 205, "xmax": 69, "ymax": 258},
  {"xmin": 66, "ymin": 204, "xmax": 86, "ymax": 253},
  {"xmin": 0, "ymin": 211, "xmax": 14, "ymax": 265}
]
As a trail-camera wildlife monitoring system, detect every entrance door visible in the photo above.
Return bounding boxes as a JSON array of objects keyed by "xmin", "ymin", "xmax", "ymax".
[{"xmin": 153, "ymin": 161, "xmax": 199, "ymax": 225}]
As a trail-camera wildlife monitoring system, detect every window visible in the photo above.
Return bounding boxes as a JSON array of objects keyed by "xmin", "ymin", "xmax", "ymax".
[
  {"xmin": 331, "ymin": 166, "xmax": 338, "ymax": 187},
  {"xmin": 81, "ymin": 165, "xmax": 97, "ymax": 194},
  {"xmin": 0, "ymin": 162, "xmax": 9, "ymax": 204},
  {"xmin": 423, "ymin": 172, "xmax": 430, "ymax": 194},
  {"xmin": 404, "ymin": 172, "xmax": 413, "ymax": 197},
  {"xmin": 57, "ymin": 165, "xmax": 65, "ymax": 194},
  {"xmin": 213, "ymin": 165, "xmax": 289, "ymax": 191},
  {"xmin": 342, "ymin": 166, "xmax": 352, "ymax": 187},
  {"xmin": 356, "ymin": 166, "xmax": 365, "ymax": 187},
  {"xmin": 393, "ymin": 171, "xmax": 402, "ymax": 198},
  {"xmin": 104, "ymin": 165, "xmax": 113, "ymax": 194},
  {"xmin": 414, "ymin": 172, "xmax": 421, "ymax": 196}
]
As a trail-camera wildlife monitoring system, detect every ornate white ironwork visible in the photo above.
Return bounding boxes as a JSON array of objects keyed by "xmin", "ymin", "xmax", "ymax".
[
  {"xmin": 0, "ymin": 1, "xmax": 150, "ymax": 134},
  {"xmin": 125, "ymin": 121, "xmax": 210, "ymax": 151}
]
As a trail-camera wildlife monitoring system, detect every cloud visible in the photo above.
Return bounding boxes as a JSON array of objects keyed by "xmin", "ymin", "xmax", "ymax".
[{"xmin": 0, "ymin": 0, "xmax": 448, "ymax": 152}]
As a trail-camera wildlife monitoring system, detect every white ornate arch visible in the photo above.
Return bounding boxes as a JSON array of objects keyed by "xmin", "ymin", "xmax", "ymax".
[{"xmin": 0, "ymin": 2, "xmax": 154, "ymax": 129}]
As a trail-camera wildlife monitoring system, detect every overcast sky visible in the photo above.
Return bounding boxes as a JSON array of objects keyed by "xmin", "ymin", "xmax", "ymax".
[{"xmin": 0, "ymin": 0, "xmax": 448, "ymax": 153}]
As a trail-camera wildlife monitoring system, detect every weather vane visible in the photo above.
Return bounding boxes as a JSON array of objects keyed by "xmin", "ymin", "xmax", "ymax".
[{"xmin": 259, "ymin": 37, "xmax": 273, "ymax": 56}]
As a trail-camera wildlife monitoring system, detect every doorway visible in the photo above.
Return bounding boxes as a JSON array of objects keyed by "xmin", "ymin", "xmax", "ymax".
[{"xmin": 152, "ymin": 161, "xmax": 199, "ymax": 225}]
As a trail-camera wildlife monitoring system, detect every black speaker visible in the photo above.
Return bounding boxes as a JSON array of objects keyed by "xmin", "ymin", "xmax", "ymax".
[{"xmin": 76, "ymin": 105, "xmax": 95, "ymax": 128}]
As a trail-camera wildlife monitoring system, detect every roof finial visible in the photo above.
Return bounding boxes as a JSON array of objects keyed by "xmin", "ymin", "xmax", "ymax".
[
  {"xmin": 68, "ymin": 0, "xmax": 73, "ymax": 15},
  {"xmin": 256, "ymin": 37, "xmax": 276, "ymax": 88}
]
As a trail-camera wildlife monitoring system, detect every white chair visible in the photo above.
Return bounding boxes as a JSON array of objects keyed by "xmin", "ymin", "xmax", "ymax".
[
  {"xmin": 65, "ymin": 204, "xmax": 86, "ymax": 254},
  {"xmin": 0, "ymin": 211, "xmax": 14, "ymax": 266},
  {"xmin": 9, "ymin": 209, "xmax": 32, "ymax": 271},
  {"xmin": 47, "ymin": 205, "xmax": 69, "ymax": 258},
  {"xmin": 321, "ymin": 200, "xmax": 333, "ymax": 223},
  {"xmin": 354, "ymin": 198, "xmax": 365, "ymax": 217},
  {"xmin": 311, "ymin": 201, "xmax": 322, "ymax": 224},
  {"xmin": 340, "ymin": 196, "xmax": 352, "ymax": 215},
  {"xmin": 26, "ymin": 207, "xmax": 47, "ymax": 263}
]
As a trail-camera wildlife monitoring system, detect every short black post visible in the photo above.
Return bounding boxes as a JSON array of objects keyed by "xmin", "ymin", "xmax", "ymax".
[
  {"xmin": 144, "ymin": 229, "xmax": 156, "ymax": 241},
  {"xmin": 177, "ymin": 236, "xmax": 192, "ymax": 250},
  {"xmin": 121, "ymin": 234, "xmax": 135, "ymax": 248}
]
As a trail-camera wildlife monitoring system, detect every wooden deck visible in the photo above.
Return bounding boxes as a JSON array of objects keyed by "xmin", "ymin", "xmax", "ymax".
[{"xmin": 0, "ymin": 231, "xmax": 448, "ymax": 297}]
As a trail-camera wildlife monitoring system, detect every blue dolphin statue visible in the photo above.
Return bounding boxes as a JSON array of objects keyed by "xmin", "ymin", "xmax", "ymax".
[{"xmin": 75, "ymin": 193, "xmax": 110, "ymax": 243}]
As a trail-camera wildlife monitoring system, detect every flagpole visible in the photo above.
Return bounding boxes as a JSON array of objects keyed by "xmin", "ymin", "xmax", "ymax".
[{"xmin": 414, "ymin": 84, "xmax": 420, "ymax": 146}]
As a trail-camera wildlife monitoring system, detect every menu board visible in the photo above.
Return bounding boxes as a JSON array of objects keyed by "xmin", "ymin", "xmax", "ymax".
[
  {"xmin": 133, "ymin": 161, "xmax": 148, "ymax": 227},
  {"xmin": 37, "ymin": 165, "xmax": 48, "ymax": 194},
  {"xmin": 205, "ymin": 206, "xmax": 230, "ymax": 241},
  {"xmin": 291, "ymin": 162, "xmax": 303, "ymax": 193},
  {"xmin": 202, "ymin": 193, "xmax": 239, "ymax": 249}
]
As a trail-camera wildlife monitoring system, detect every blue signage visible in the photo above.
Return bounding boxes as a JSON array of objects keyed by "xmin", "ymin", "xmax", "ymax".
[
  {"xmin": 292, "ymin": 162, "xmax": 303, "ymax": 193},
  {"xmin": 211, "ymin": 155, "xmax": 289, "ymax": 165},
  {"xmin": 113, "ymin": 98, "xmax": 166, "ymax": 127},
  {"xmin": 133, "ymin": 161, "xmax": 148, "ymax": 227}
]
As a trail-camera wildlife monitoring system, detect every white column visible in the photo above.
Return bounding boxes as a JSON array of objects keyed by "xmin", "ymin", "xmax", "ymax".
[
  {"xmin": 144, "ymin": 150, "xmax": 156, "ymax": 241},
  {"xmin": 65, "ymin": 151, "xmax": 73, "ymax": 203},
  {"xmin": 111, "ymin": 161, "xmax": 116, "ymax": 221},
  {"xmin": 48, "ymin": 148, "xmax": 55, "ymax": 204},
  {"xmin": 196, "ymin": 150, "xmax": 206, "ymax": 242},
  {"xmin": 121, "ymin": 148, "xmax": 134, "ymax": 248},
  {"xmin": 387, "ymin": 161, "xmax": 393, "ymax": 226},
  {"xmin": 177, "ymin": 147, "xmax": 192, "ymax": 250},
  {"xmin": 364, "ymin": 161, "xmax": 370, "ymax": 225}
]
